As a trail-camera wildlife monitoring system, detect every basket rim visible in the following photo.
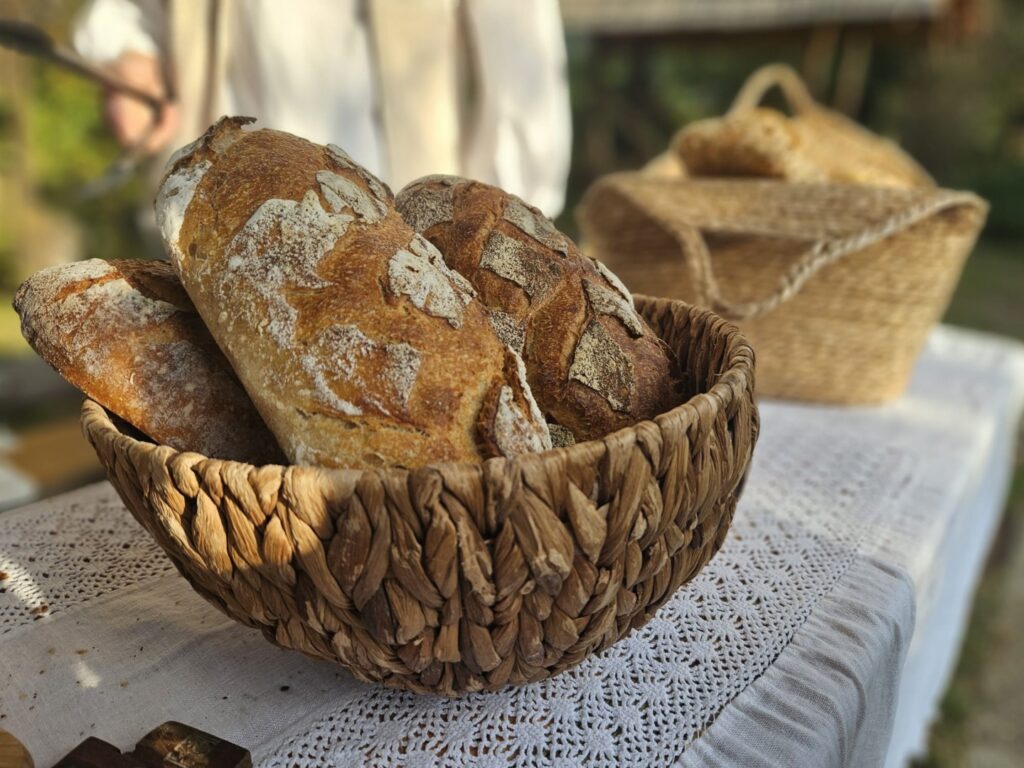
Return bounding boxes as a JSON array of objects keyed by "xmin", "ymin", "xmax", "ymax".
[
  {"xmin": 82, "ymin": 296, "xmax": 755, "ymax": 481},
  {"xmin": 585, "ymin": 172, "xmax": 989, "ymax": 211}
]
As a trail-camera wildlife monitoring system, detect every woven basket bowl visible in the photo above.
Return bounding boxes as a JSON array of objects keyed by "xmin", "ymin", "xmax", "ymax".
[
  {"xmin": 81, "ymin": 297, "xmax": 758, "ymax": 696},
  {"xmin": 578, "ymin": 178, "xmax": 987, "ymax": 404}
]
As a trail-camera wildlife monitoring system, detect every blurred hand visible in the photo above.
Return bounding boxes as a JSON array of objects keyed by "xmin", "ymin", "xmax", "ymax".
[{"xmin": 103, "ymin": 51, "xmax": 179, "ymax": 154}]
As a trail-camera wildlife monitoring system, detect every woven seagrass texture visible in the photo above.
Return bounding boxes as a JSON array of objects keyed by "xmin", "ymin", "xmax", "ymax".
[
  {"xmin": 674, "ymin": 64, "xmax": 935, "ymax": 189},
  {"xmin": 81, "ymin": 297, "xmax": 758, "ymax": 696},
  {"xmin": 578, "ymin": 177, "xmax": 987, "ymax": 403}
]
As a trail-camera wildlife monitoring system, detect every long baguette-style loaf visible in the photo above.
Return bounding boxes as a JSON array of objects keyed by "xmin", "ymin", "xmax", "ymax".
[
  {"xmin": 157, "ymin": 117, "xmax": 550, "ymax": 469},
  {"xmin": 396, "ymin": 176, "xmax": 678, "ymax": 443},
  {"xmin": 13, "ymin": 258, "xmax": 282, "ymax": 463}
]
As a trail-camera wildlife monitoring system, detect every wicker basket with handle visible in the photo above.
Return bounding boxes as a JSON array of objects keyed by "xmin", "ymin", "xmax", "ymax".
[
  {"xmin": 81, "ymin": 297, "xmax": 758, "ymax": 696},
  {"xmin": 578, "ymin": 68, "xmax": 988, "ymax": 404},
  {"xmin": 674, "ymin": 63, "xmax": 935, "ymax": 188},
  {"xmin": 578, "ymin": 179, "xmax": 985, "ymax": 403}
]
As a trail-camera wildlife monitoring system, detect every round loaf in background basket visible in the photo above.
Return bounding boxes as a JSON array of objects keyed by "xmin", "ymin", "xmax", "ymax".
[
  {"xmin": 81, "ymin": 296, "xmax": 758, "ymax": 696},
  {"xmin": 578, "ymin": 64, "xmax": 988, "ymax": 406}
]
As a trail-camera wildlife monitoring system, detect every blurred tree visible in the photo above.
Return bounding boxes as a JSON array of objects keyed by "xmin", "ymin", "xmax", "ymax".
[
  {"xmin": 0, "ymin": 0, "xmax": 150, "ymax": 298},
  {"xmin": 876, "ymin": 1, "xmax": 1024, "ymax": 238},
  {"xmin": 559, "ymin": 0, "xmax": 1021, "ymax": 244}
]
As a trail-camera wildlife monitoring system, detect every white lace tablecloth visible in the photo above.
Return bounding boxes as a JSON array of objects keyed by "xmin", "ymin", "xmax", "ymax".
[{"xmin": 2, "ymin": 326, "xmax": 1023, "ymax": 768}]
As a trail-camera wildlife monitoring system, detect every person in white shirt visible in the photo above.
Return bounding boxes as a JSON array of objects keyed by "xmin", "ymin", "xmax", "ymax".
[{"xmin": 73, "ymin": 0, "xmax": 572, "ymax": 217}]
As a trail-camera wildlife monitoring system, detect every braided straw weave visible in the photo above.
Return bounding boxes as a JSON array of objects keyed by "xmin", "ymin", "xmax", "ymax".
[
  {"xmin": 578, "ymin": 65, "xmax": 987, "ymax": 405},
  {"xmin": 81, "ymin": 297, "xmax": 758, "ymax": 696},
  {"xmin": 674, "ymin": 64, "xmax": 935, "ymax": 189},
  {"xmin": 578, "ymin": 178, "xmax": 986, "ymax": 404}
]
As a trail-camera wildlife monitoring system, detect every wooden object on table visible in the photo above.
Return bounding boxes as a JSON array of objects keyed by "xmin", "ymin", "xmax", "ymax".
[
  {"xmin": 0, "ymin": 730, "xmax": 34, "ymax": 768},
  {"xmin": 133, "ymin": 722, "xmax": 251, "ymax": 768},
  {"xmin": 50, "ymin": 737, "xmax": 142, "ymax": 767},
  {"xmin": 47, "ymin": 723, "xmax": 250, "ymax": 768}
]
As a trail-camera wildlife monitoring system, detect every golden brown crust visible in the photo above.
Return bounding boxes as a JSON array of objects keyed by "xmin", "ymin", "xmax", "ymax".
[
  {"xmin": 675, "ymin": 107, "xmax": 931, "ymax": 188},
  {"xmin": 158, "ymin": 119, "xmax": 549, "ymax": 469},
  {"xmin": 396, "ymin": 176, "xmax": 679, "ymax": 442},
  {"xmin": 12, "ymin": 258, "xmax": 282, "ymax": 464}
]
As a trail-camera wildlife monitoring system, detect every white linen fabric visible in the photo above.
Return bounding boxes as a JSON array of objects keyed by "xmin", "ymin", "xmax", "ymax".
[
  {"xmin": 880, "ymin": 329, "xmax": 1024, "ymax": 768},
  {"xmin": 71, "ymin": 0, "xmax": 571, "ymax": 215},
  {"xmin": 1, "ymin": 326, "xmax": 1022, "ymax": 767}
]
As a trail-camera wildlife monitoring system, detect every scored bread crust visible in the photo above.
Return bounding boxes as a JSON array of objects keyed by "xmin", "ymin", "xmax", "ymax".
[
  {"xmin": 157, "ymin": 117, "xmax": 550, "ymax": 469},
  {"xmin": 13, "ymin": 258, "xmax": 283, "ymax": 464},
  {"xmin": 396, "ymin": 176, "xmax": 679, "ymax": 442}
]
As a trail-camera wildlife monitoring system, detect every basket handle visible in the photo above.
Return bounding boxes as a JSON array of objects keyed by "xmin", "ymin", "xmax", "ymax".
[
  {"xmin": 663, "ymin": 189, "xmax": 983, "ymax": 321},
  {"xmin": 727, "ymin": 63, "xmax": 817, "ymax": 117}
]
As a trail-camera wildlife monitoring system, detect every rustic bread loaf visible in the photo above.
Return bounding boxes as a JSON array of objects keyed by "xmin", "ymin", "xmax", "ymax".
[
  {"xmin": 13, "ymin": 258, "xmax": 282, "ymax": 464},
  {"xmin": 396, "ymin": 176, "xmax": 678, "ymax": 442},
  {"xmin": 157, "ymin": 117, "xmax": 550, "ymax": 469},
  {"xmin": 675, "ymin": 108, "xmax": 813, "ymax": 181},
  {"xmin": 675, "ymin": 107, "xmax": 930, "ymax": 188}
]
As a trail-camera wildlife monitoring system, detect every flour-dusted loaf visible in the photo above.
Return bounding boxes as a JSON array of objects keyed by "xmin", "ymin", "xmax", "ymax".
[
  {"xmin": 157, "ymin": 117, "xmax": 550, "ymax": 469},
  {"xmin": 396, "ymin": 176, "xmax": 678, "ymax": 442},
  {"xmin": 13, "ymin": 258, "xmax": 282, "ymax": 464}
]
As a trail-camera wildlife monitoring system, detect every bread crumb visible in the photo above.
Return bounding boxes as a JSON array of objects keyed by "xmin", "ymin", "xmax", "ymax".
[
  {"xmin": 502, "ymin": 198, "xmax": 568, "ymax": 256},
  {"xmin": 568, "ymin": 320, "xmax": 635, "ymax": 412},
  {"xmin": 488, "ymin": 310, "xmax": 525, "ymax": 354},
  {"xmin": 583, "ymin": 279, "xmax": 645, "ymax": 337},
  {"xmin": 387, "ymin": 235, "xmax": 474, "ymax": 328},
  {"xmin": 156, "ymin": 160, "xmax": 212, "ymax": 269},
  {"xmin": 480, "ymin": 231, "xmax": 559, "ymax": 301},
  {"xmin": 316, "ymin": 170, "xmax": 387, "ymax": 222}
]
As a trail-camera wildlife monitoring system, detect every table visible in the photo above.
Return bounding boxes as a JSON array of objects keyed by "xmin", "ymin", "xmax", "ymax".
[{"xmin": 2, "ymin": 326, "xmax": 1023, "ymax": 767}]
